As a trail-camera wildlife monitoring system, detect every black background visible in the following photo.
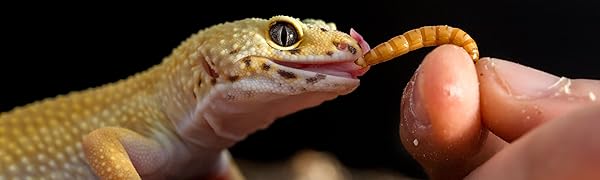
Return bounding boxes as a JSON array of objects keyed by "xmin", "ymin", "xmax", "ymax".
[{"xmin": 2, "ymin": 1, "xmax": 599, "ymax": 179}]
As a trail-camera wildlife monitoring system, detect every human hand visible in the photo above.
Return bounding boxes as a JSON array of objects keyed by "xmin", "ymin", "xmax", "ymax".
[{"xmin": 400, "ymin": 45, "xmax": 600, "ymax": 180}]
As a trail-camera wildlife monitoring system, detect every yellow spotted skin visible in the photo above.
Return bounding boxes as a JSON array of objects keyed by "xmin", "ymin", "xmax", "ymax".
[
  {"xmin": 0, "ymin": 69, "xmax": 169, "ymax": 179},
  {"xmin": 0, "ymin": 15, "xmax": 364, "ymax": 179},
  {"xmin": 356, "ymin": 25, "xmax": 479, "ymax": 67}
]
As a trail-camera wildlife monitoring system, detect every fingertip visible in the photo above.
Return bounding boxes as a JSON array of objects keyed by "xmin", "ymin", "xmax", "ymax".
[
  {"xmin": 400, "ymin": 45, "xmax": 491, "ymax": 179},
  {"xmin": 419, "ymin": 45, "xmax": 480, "ymax": 144}
]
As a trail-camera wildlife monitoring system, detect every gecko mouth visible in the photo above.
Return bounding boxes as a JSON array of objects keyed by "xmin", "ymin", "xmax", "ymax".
[
  {"xmin": 271, "ymin": 28, "xmax": 371, "ymax": 79},
  {"xmin": 272, "ymin": 60, "xmax": 368, "ymax": 79}
]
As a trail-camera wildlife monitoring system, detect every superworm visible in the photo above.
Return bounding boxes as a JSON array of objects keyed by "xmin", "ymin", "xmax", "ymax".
[{"xmin": 355, "ymin": 25, "xmax": 479, "ymax": 67}]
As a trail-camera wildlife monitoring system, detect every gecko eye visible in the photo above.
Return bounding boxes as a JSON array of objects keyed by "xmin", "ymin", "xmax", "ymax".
[
  {"xmin": 269, "ymin": 22, "xmax": 299, "ymax": 47},
  {"xmin": 266, "ymin": 16, "xmax": 303, "ymax": 50}
]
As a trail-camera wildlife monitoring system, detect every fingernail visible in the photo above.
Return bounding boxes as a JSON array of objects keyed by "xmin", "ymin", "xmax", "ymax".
[{"xmin": 481, "ymin": 58, "xmax": 561, "ymax": 99}]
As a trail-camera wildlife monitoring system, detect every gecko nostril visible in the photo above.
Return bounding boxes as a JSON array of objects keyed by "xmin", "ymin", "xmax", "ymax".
[
  {"xmin": 335, "ymin": 42, "xmax": 348, "ymax": 50},
  {"xmin": 348, "ymin": 46, "xmax": 357, "ymax": 54}
]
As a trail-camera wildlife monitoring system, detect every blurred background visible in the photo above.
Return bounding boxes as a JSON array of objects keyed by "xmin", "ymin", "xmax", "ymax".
[{"xmin": 2, "ymin": 1, "xmax": 599, "ymax": 179}]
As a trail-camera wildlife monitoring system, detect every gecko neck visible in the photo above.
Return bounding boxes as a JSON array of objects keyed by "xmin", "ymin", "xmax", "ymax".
[
  {"xmin": 144, "ymin": 40, "xmax": 238, "ymax": 150},
  {"xmin": 150, "ymin": 43, "xmax": 238, "ymax": 151}
]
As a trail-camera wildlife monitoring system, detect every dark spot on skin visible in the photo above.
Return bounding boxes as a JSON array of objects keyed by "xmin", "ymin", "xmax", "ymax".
[
  {"xmin": 348, "ymin": 46, "xmax": 357, "ymax": 55},
  {"xmin": 289, "ymin": 49, "xmax": 301, "ymax": 55},
  {"xmin": 200, "ymin": 58, "xmax": 219, "ymax": 78},
  {"xmin": 479, "ymin": 73, "xmax": 484, "ymax": 76},
  {"xmin": 242, "ymin": 57, "xmax": 252, "ymax": 68},
  {"xmin": 229, "ymin": 48, "xmax": 240, "ymax": 55},
  {"xmin": 306, "ymin": 74, "xmax": 326, "ymax": 84},
  {"xmin": 288, "ymin": 86, "xmax": 296, "ymax": 91},
  {"xmin": 320, "ymin": 27, "xmax": 328, "ymax": 32},
  {"xmin": 262, "ymin": 63, "xmax": 271, "ymax": 71},
  {"xmin": 277, "ymin": 70, "xmax": 296, "ymax": 79},
  {"xmin": 208, "ymin": 69, "xmax": 219, "ymax": 79},
  {"xmin": 228, "ymin": 75, "xmax": 239, "ymax": 82},
  {"xmin": 326, "ymin": 51, "xmax": 334, "ymax": 56},
  {"xmin": 211, "ymin": 78, "xmax": 217, "ymax": 85},
  {"xmin": 225, "ymin": 94, "xmax": 235, "ymax": 100},
  {"xmin": 194, "ymin": 79, "xmax": 201, "ymax": 99}
]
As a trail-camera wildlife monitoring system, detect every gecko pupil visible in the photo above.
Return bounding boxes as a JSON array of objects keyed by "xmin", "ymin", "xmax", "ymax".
[{"xmin": 269, "ymin": 22, "xmax": 298, "ymax": 47}]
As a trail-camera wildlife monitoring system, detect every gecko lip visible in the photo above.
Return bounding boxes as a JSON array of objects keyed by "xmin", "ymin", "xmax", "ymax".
[{"xmin": 272, "ymin": 59, "xmax": 368, "ymax": 79}]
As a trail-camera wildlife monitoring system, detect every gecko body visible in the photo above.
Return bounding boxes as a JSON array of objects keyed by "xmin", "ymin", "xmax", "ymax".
[{"xmin": 0, "ymin": 15, "xmax": 369, "ymax": 179}]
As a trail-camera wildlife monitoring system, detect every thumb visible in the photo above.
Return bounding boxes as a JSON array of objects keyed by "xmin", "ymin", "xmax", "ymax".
[{"xmin": 476, "ymin": 58, "xmax": 600, "ymax": 142}]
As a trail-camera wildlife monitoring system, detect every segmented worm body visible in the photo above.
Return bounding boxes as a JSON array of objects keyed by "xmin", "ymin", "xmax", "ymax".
[{"xmin": 355, "ymin": 25, "xmax": 479, "ymax": 67}]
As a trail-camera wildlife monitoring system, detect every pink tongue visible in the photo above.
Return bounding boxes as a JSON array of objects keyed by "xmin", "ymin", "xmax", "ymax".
[
  {"xmin": 349, "ymin": 28, "xmax": 371, "ymax": 76},
  {"xmin": 276, "ymin": 61, "xmax": 367, "ymax": 78},
  {"xmin": 301, "ymin": 62, "xmax": 368, "ymax": 78},
  {"xmin": 350, "ymin": 28, "xmax": 371, "ymax": 54}
]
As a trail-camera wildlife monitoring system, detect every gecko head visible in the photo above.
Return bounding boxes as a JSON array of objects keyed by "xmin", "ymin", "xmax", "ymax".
[
  {"xmin": 197, "ymin": 15, "xmax": 371, "ymax": 98},
  {"xmin": 238, "ymin": 16, "xmax": 373, "ymax": 102},
  {"xmin": 191, "ymin": 15, "xmax": 372, "ymax": 98},
  {"xmin": 180, "ymin": 16, "xmax": 374, "ymax": 145}
]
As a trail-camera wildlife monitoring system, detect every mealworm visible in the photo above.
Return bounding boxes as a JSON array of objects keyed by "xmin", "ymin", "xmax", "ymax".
[{"xmin": 355, "ymin": 25, "xmax": 479, "ymax": 67}]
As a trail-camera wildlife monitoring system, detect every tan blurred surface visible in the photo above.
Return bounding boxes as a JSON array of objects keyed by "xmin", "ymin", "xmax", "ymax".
[{"xmin": 236, "ymin": 150, "xmax": 417, "ymax": 180}]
